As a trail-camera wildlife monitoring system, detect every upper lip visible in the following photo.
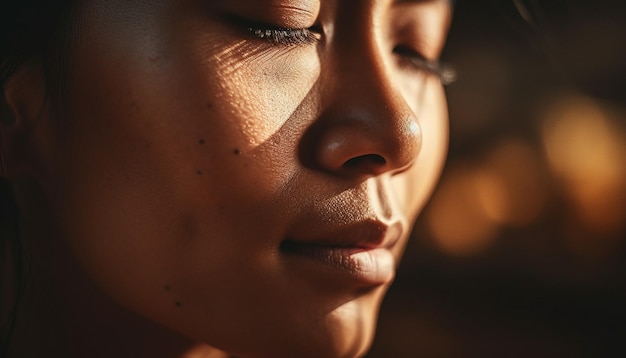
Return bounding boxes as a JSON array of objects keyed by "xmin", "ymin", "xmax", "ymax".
[
  {"xmin": 280, "ymin": 177, "xmax": 407, "ymax": 252},
  {"xmin": 283, "ymin": 219, "xmax": 404, "ymax": 251}
]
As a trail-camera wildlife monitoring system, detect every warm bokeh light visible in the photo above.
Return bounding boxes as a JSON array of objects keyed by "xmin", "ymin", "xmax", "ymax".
[
  {"xmin": 477, "ymin": 139, "xmax": 547, "ymax": 227},
  {"xmin": 426, "ymin": 165, "xmax": 500, "ymax": 256},
  {"xmin": 426, "ymin": 139, "xmax": 548, "ymax": 255},
  {"xmin": 541, "ymin": 93, "xmax": 626, "ymax": 237}
]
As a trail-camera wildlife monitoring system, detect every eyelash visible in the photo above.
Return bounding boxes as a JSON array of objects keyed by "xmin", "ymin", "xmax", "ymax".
[
  {"xmin": 393, "ymin": 46, "xmax": 456, "ymax": 85},
  {"xmin": 246, "ymin": 26, "xmax": 455, "ymax": 85},
  {"xmin": 248, "ymin": 26, "xmax": 321, "ymax": 46}
]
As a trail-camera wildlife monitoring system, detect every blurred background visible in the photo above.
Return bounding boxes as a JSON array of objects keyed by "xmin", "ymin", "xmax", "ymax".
[{"xmin": 369, "ymin": 0, "xmax": 626, "ymax": 356}]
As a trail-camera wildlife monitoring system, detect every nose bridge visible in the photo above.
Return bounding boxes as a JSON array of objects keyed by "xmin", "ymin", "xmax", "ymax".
[
  {"xmin": 305, "ymin": 21, "xmax": 422, "ymax": 179},
  {"xmin": 337, "ymin": 1, "xmax": 414, "ymax": 110},
  {"xmin": 340, "ymin": 46, "xmax": 416, "ymax": 136}
]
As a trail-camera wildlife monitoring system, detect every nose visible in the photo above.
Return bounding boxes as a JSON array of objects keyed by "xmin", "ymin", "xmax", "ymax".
[{"xmin": 300, "ymin": 44, "xmax": 422, "ymax": 180}]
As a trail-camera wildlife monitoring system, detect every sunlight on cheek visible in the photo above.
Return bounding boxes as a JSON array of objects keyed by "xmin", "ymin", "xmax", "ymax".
[
  {"xmin": 181, "ymin": 344, "xmax": 223, "ymax": 358},
  {"xmin": 401, "ymin": 83, "xmax": 448, "ymax": 216},
  {"xmin": 214, "ymin": 44, "xmax": 321, "ymax": 147}
]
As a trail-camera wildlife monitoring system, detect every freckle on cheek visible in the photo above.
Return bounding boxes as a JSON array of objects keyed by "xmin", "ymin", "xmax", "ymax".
[
  {"xmin": 233, "ymin": 148, "xmax": 240, "ymax": 155},
  {"xmin": 197, "ymin": 170, "xmax": 203, "ymax": 175},
  {"xmin": 164, "ymin": 285, "xmax": 171, "ymax": 292},
  {"xmin": 175, "ymin": 301, "xmax": 182, "ymax": 308},
  {"xmin": 198, "ymin": 139, "xmax": 205, "ymax": 145}
]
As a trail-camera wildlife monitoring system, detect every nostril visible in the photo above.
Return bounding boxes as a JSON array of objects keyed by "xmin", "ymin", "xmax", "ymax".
[{"xmin": 343, "ymin": 154, "xmax": 387, "ymax": 170}]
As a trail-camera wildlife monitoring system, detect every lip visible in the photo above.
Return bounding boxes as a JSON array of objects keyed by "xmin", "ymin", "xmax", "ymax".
[{"xmin": 281, "ymin": 221, "xmax": 403, "ymax": 287}]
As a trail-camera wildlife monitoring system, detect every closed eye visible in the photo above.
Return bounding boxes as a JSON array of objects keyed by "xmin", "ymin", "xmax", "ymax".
[
  {"xmin": 393, "ymin": 45, "xmax": 456, "ymax": 85},
  {"xmin": 248, "ymin": 26, "xmax": 323, "ymax": 46},
  {"xmin": 225, "ymin": 13, "xmax": 323, "ymax": 47}
]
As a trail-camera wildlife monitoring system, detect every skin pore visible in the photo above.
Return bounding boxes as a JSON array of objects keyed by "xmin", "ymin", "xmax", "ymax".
[{"xmin": 1, "ymin": 0, "xmax": 451, "ymax": 357}]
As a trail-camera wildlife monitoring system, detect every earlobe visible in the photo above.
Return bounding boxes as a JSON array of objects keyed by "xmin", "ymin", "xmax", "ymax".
[{"xmin": 0, "ymin": 63, "xmax": 49, "ymax": 179}]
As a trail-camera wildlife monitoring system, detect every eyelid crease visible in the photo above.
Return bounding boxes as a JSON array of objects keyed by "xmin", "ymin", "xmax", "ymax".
[
  {"xmin": 267, "ymin": 3, "xmax": 319, "ymax": 21},
  {"xmin": 219, "ymin": 0, "xmax": 320, "ymax": 27},
  {"xmin": 264, "ymin": 0, "xmax": 321, "ymax": 27}
]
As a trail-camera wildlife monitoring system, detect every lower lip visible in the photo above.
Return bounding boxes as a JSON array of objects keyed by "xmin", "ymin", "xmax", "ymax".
[{"xmin": 281, "ymin": 243, "xmax": 396, "ymax": 286}]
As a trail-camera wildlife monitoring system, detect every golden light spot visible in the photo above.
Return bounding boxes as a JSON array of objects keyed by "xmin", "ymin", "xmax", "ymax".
[
  {"xmin": 426, "ymin": 165, "xmax": 499, "ymax": 256},
  {"xmin": 476, "ymin": 139, "xmax": 547, "ymax": 227},
  {"xmin": 541, "ymin": 93, "xmax": 626, "ymax": 237},
  {"xmin": 472, "ymin": 168, "xmax": 508, "ymax": 224}
]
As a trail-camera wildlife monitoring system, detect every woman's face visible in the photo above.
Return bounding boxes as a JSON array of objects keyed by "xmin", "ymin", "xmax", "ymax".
[{"xmin": 31, "ymin": 0, "xmax": 450, "ymax": 356}]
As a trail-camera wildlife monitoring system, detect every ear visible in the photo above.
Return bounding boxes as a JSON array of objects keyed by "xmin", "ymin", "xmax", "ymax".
[{"xmin": 0, "ymin": 63, "xmax": 49, "ymax": 179}]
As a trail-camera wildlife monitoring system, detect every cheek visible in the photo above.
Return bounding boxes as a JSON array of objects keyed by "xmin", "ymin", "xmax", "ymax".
[
  {"xmin": 394, "ymin": 82, "xmax": 449, "ymax": 219},
  {"xmin": 420, "ymin": 83, "xmax": 449, "ymax": 180},
  {"xmin": 39, "ymin": 7, "xmax": 232, "ymax": 315},
  {"xmin": 42, "ymin": 5, "xmax": 326, "ymax": 334},
  {"xmin": 187, "ymin": 36, "xmax": 322, "ymax": 148}
]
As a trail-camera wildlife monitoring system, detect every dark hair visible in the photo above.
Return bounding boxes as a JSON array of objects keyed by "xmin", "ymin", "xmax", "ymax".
[
  {"xmin": 1, "ymin": 1, "xmax": 77, "ymax": 355},
  {"xmin": 0, "ymin": 180, "xmax": 20, "ymax": 357},
  {"xmin": 1, "ymin": 1, "xmax": 76, "ymax": 90}
]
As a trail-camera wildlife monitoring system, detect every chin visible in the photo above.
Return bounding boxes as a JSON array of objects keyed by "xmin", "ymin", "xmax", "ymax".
[
  {"xmin": 230, "ymin": 322, "xmax": 376, "ymax": 358},
  {"xmin": 200, "ymin": 291, "xmax": 384, "ymax": 358}
]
